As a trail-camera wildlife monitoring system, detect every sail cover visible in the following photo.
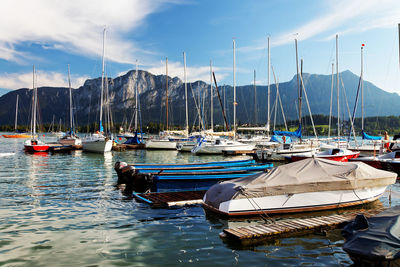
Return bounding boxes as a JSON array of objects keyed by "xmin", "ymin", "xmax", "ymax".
[
  {"xmin": 203, "ymin": 158, "xmax": 396, "ymax": 209},
  {"xmin": 273, "ymin": 124, "xmax": 302, "ymax": 138},
  {"xmin": 362, "ymin": 130, "xmax": 381, "ymax": 140}
]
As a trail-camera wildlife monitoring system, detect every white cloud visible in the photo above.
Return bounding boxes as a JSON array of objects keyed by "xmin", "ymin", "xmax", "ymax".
[
  {"xmin": 0, "ymin": 0, "xmax": 181, "ymax": 64},
  {"xmin": 0, "ymin": 71, "xmax": 89, "ymax": 90}
]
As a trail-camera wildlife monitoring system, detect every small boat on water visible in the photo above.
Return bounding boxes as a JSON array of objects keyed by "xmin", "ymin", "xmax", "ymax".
[
  {"xmin": 290, "ymin": 148, "xmax": 359, "ymax": 162},
  {"xmin": 202, "ymin": 158, "xmax": 396, "ymax": 217},
  {"xmin": 342, "ymin": 206, "xmax": 400, "ymax": 266},
  {"xmin": 114, "ymin": 160, "xmax": 272, "ymax": 193},
  {"xmin": 24, "ymin": 66, "xmax": 49, "ymax": 153},
  {"xmin": 349, "ymin": 151, "xmax": 400, "ymax": 175}
]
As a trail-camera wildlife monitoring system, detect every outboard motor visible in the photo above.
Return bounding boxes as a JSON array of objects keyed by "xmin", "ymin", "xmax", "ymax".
[{"xmin": 114, "ymin": 161, "xmax": 154, "ymax": 192}]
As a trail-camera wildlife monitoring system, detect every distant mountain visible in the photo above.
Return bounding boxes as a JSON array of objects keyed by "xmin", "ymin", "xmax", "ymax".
[{"xmin": 0, "ymin": 69, "xmax": 398, "ymax": 128}]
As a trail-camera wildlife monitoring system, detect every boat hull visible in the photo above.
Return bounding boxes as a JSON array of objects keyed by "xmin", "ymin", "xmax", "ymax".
[
  {"xmin": 203, "ymin": 186, "xmax": 387, "ymax": 217},
  {"xmin": 193, "ymin": 144, "xmax": 255, "ymax": 155},
  {"xmin": 146, "ymin": 140, "xmax": 177, "ymax": 150},
  {"xmin": 82, "ymin": 139, "xmax": 113, "ymax": 153},
  {"xmin": 24, "ymin": 144, "xmax": 50, "ymax": 152},
  {"xmin": 3, "ymin": 134, "xmax": 32, "ymax": 138},
  {"xmin": 291, "ymin": 152, "xmax": 359, "ymax": 162}
]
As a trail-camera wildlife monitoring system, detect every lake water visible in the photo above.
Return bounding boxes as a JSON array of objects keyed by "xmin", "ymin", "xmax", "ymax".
[{"xmin": 0, "ymin": 134, "xmax": 399, "ymax": 266}]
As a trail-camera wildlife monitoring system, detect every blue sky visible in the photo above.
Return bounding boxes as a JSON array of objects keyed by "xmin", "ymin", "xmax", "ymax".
[{"xmin": 0, "ymin": 0, "xmax": 399, "ymax": 93}]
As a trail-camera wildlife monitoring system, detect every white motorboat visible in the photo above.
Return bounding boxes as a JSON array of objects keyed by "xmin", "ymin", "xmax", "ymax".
[
  {"xmin": 256, "ymin": 142, "xmax": 318, "ymax": 161},
  {"xmin": 82, "ymin": 133, "xmax": 113, "ymax": 153},
  {"xmin": 146, "ymin": 138, "xmax": 177, "ymax": 150},
  {"xmin": 191, "ymin": 138, "xmax": 255, "ymax": 155},
  {"xmin": 202, "ymin": 158, "xmax": 396, "ymax": 217}
]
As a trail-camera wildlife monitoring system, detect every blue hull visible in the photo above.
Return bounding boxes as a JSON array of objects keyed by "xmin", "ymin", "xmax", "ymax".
[
  {"xmin": 153, "ymin": 172, "xmax": 258, "ymax": 192},
  {"xmin": 136, "ymin": 163, "xmax": 273, "ymax": 174},
  {"xmin": 131, "ymin": 159, "xmax": 255, "ymax": 169}
]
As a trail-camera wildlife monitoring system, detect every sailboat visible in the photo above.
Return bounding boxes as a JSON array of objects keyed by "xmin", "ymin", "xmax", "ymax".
[
  {"xmin": 2, "ymin": 95, "xmax": 32, "ymax": 138},
  {"xmin": 146, "ymin": 57, "xmax": 181, "ymax": 150},
  {"xmin": 290, "ymin": 34, "xmax": 359, "ymax": 162},
  {"xmin": 81, "ymin": 28, "xmax": 113, "ymax": 153},
  {"xmin": 59, "ymin": 64, "xmax": 82, "ymax": 146},
  {"xmin": 347, "ymin": 44, "xmax": 383, "ymax": 155},
  {"xmin": 191, "ymin": 39, "xmax": 255, "ymax": 154},
  {"xmin": 24, "ymin": 66, "xmax": 50, "ymax": 152}
]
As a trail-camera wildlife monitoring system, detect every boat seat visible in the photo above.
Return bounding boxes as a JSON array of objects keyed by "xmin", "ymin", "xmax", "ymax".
[{"xmin": 332, "ymin": 148, "xmax": 340, "ymax": 155}]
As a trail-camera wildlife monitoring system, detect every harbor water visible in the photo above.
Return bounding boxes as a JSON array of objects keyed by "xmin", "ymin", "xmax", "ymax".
[{"xmin": 0, "ymin": 134, "xmax": 399, "ymax": 266}]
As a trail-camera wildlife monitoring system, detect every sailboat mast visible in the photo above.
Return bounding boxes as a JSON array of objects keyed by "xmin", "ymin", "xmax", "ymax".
[
  {"xmin": 233, "ymin": 39, "xmax": 236, "ymax": 139},
  {"xmin": 166, "ymin": 57, "xmax": 169, "ymax": 131},
  {"xmin": 267, "ymin": 36, "xmax": 271, "ymax": 135},
  {"xmin": 210, "ymin": 60, "xmax": 213, "ymax": 132},
  {"xmin": 184, "ymin": 52, "xmax": 189, "ymax": 134},
  {"xmin": 295, "ymin": 38, "xmax": 301, "ymax": 125},
  {"xmin": 67, "ymin": 64, "xmax": 73, "ymax": 133},
  {"xmin": 336, "ymin": 34, "xmax": 340, "ymax": 145},
  {"xmin": 135, "ymin": 60, "xmax": 138, "ymax": 131},
  {"xmin": 99, "ymin": 27, "xmax": 106, "ymax": 133},
  {"xmin": 32, "ymin": 65, "xmax": 37, "ymax": 137},
  {"xmin": 361, "ymin": 44, "xmax": 364, "ymax": 131},
  {"xmin": 14, "ymin": 95, "xmax": 18, "ymax": 132},
  {"xmin": 328, "ymin": 63, "xmax": 334, "ymax": 139},
  {"xmin": 254, "ymin": 70, "xmax": 257, "ymax": 124}
]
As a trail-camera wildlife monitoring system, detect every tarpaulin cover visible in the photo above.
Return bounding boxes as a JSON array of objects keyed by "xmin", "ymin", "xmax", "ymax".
[
  {"xmin": 342, "ymin": 206, "xmax": 400, "ymax": 261},
  {"xmin": 124, "ymin": 132, "xmax": 142, "ymax": 144},
  {"xmin": 362, "ymin": 130, "xmax": 381, "ymax": 140},
  {"xmin": 273, "ymin": 124, "xmax": 302, "ymax": 138},
  {"xmin": 203, "ymin": 158, "xmax": 397, "ymax": 209}
]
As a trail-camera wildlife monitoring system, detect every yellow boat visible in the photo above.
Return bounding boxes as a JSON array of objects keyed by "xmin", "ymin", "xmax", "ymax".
[{"xmin": 2, "ymin": 133, "xmax": 36, "ymax": 138}]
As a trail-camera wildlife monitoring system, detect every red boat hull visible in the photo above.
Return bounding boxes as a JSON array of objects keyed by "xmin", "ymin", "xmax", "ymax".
[
  {"xmin": 24, "ymin": 144, "xmax": 50, "ymax": 152},
  {"xmin": 291, "ymin": 153, "xmax": 359, "ymax": 162}
]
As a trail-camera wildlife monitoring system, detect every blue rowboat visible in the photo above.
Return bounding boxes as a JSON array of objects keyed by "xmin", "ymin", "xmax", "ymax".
[
  {"xmin": 130, "ymin": 159, "xmax": 255, "ymax": 169},
  {"xmin": 136, "ymin": 163, "xmax": 273, "ymax": 174},
  {"xmin": 151, "ymin": 173, "xmax": 258, "ymax": 192}
]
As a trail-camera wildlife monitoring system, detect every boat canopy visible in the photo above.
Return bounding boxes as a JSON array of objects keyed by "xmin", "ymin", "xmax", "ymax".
[
  {"xmin": 203, "ymin": 158, "xmax": 396, "ymax": 209},
  {"xmin": 273, "ymin": 124, "xmax": 302, "ymax": 138},
  {"xmin": 362, "ymin": 130, "xmax": 381, "ymax": 140}
]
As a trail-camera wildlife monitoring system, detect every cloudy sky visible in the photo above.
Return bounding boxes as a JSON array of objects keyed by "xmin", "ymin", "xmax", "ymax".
[{"xmin": 0, "ymin": 0, "xmax": 399, "ymax": 93}]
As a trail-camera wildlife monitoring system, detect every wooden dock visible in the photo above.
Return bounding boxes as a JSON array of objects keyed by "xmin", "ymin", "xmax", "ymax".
[
  {"xmin": 220, "ymin": 209, "xmax": 383, "ymax": 246},
  {"xmin": 133, "ymin": 190, "xmax": 206, "ymax": 208}
]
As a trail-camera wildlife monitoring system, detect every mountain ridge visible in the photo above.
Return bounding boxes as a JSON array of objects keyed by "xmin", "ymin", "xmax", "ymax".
[{"xmin": 0, "ymin": 69, "xmax": 398, "ymax": 128}]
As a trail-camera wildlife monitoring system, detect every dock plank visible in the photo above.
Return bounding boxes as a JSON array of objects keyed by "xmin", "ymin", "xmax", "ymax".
[{"xmin": 221, "ymin": 209, "xmax": 383, "ymax": 246}]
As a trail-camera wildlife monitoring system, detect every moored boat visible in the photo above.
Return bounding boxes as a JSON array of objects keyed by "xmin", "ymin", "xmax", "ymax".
[
  {"xmin": 114, "ymin": 160, "xmax": 272, "ymax": 192},
  {"xmin": 342, "ymin": 206, "xmax": 400, "ymax": 266},
  {"xmin": 290, "ymin": 148, "xmax": 359, "ymax": 162},
  {"xmin": 349, "ymin": 151, "xmax": 400, "ymax": 175},
  {"xmin": 202, "ymin": 158, "xmax": 396, "ymax": 217}
]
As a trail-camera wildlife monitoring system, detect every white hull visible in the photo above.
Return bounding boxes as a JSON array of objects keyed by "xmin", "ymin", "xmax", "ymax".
[
  {"xmin": 192, "ymin": 140, "xmax": 255, "ymax": 155},
  {"xmin": 82, "ymin": 137, "xmax": 113, "ymax": 153},
  {"xmin": 205, "ymin": 186, "xmax": 387, "ymax": 216},
  {"xmin": 256, "ymin": 148, "xmax": 315, "ymax": 161},
  {"xmin": 146, "ymin": 139, "xmax": 177, "ymax": 150}
]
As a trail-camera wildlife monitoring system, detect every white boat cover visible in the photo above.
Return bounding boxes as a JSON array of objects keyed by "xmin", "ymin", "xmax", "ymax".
[{"xmin": 204, "ymin": 158, "xmax": 397, "ymax": 208}]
